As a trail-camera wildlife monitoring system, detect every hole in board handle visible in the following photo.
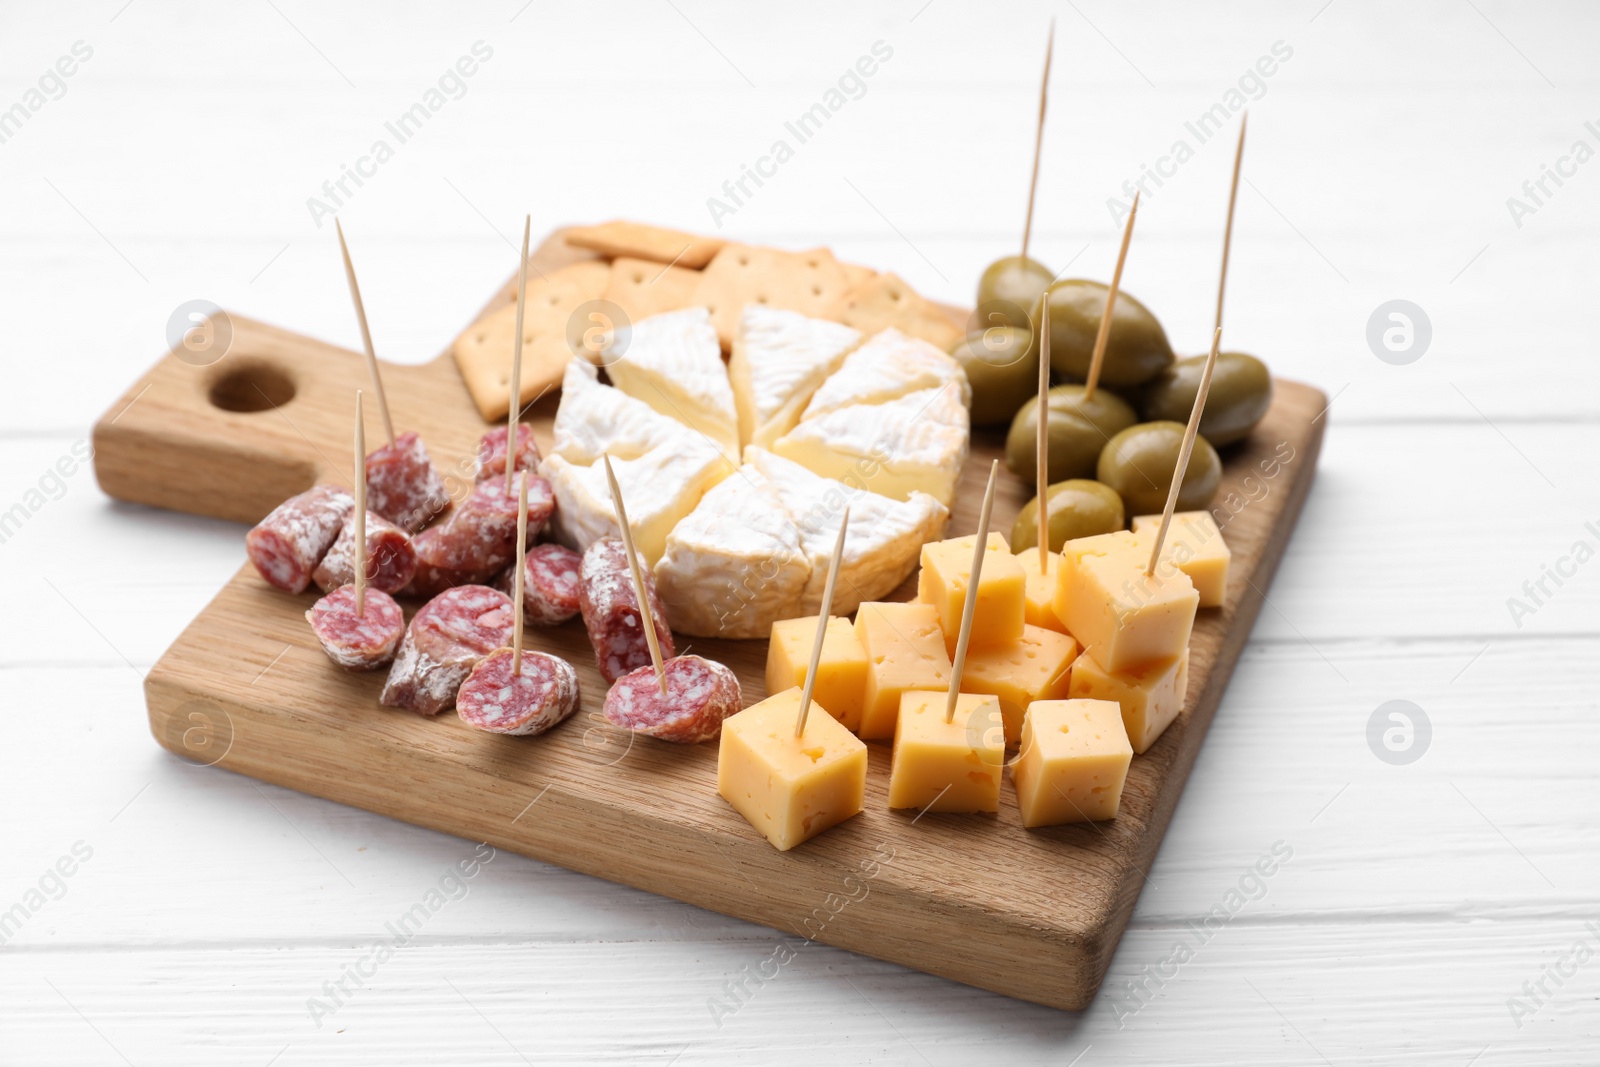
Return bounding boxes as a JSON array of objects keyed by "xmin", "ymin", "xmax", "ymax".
[{"xmin": 209, "ymin": 361, "xmax": 297, "ymax": 413}]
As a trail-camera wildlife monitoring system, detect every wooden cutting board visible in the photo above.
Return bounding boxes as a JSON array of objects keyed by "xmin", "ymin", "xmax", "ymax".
[{"xmin": 92, "ymin": 227, "xmax": 1325, "ymax": 1011}]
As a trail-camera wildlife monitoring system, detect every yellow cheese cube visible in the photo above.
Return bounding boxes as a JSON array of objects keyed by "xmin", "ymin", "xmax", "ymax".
[
  {"xmin": 958, "ymin": 624, "xmax": 1080, "ymax": 746},
  {"xmin": 918, "ymin": 533, "xmax": 1025, "ymax": 653},
  {"xmin": 717, "ymin": 688, "xmax": 869, "ymax": 851},
  {"xmin": 1069, "ymin": 648, "xmax": 1189, "ymax": 754},
  {"xmin": 1016, "ymin": 550, "xmax": 1069, "ymax": 633},
  {"xmin": 1053, "ymin": 530, "xmax": 1198, "ymax": 673},
  {"xmin": 766, "ymin": 616, "xmax": 869, "ymax": 733},
  {"xmin": 1131, "ymin": 511, "xmax": 1230, "ymax": 608},
  {"xmin": 854, "ymin": 602, "xmax": 952, "ymax": 740},
  {"xmin": 887, "ymin": 691, "xmax": 1005, "ymax": 813},
  {"xmin": 1012, "ymin": 699, "xmax": 1133, "ymax": 828}
]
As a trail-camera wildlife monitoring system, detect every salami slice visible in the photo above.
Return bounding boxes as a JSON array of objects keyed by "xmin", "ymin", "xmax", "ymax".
[
  {"xmin": 456, "ymin": 648, "xmax": 580, "ymax": 736},
  {"xmin": 246, "ymin": 485, "xmax": 355, "ymax": 593},
  {"xmin": 602, "ymin": 655, "xmax": 741, "ymax": 744},
  {"xmin": 366, "ymin": 430, "xmax": 449, "ymax": 533},
  {"xmin": 496, "ymin": 543, "xmax": 583, "ymax": 625},
  {"xmin": 312, "ymin": 510, "xmax": 418, "ymax": 594},
  {"xmin": 380, "ymin": 585, "xmax": 514, "ymax": 715},
  {"xmin": 578, "ymin": 537, "xmax": 675, "ymax": 684},
  {"xmin": 421, "ymin": 476, "xmax": 555, "ymax": 575},
  {"xmin": 474, "ymin": 423, "xmax": 542, "ymax": 484},
  {"xmin": 405, "ymin": 527, "xmax": 497, "ymax": 598},
  {"xmin": 306, "ymin": 585, "xmax": 405, "ymax": 670}
]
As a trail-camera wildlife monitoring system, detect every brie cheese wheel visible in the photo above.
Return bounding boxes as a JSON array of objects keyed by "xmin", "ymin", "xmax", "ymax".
[
  {"xmin": 771, "ymin": 384, "xmax": 970, "ymax": 506},
  {"xmin": 728, "ymin": 305, "xmax": 861, "ymax": 450},
  {"xmin": 654, "ymin": 466, "xmax": 810, "ymax": 638},
  {"xmin": 605, "ymin": 307, "xmax": 740, "ymax": 462},
  {"xmin": 799, "ymin": 328, "xmax": 970, "ymax": 422},
  {"xmin": 540, "ymin": 439, "xmax": 730, "ymax": 567},
  {"xmin": 745, "ymin": 446, "xmax": 949, "ymax": 616},
  {"xmin": 550, "ymin": 358, "xmax": 692, "ymax": 465}
]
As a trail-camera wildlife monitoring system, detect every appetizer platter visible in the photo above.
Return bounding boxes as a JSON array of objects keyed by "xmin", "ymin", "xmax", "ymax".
[{"xmin": 93, "ymin": 91, "xmax": 1323, "ymax": 1007}]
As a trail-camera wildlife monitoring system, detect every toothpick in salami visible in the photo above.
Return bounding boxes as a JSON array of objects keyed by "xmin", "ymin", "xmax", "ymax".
[
  {"xmin": 380, "ymin": 585, "xmax": 515, "ymax": 715},
  {"xmin": 497, "ymin": 542, "xmax": 582, "ymax": 625},
  {"xmin": 596, "ymin": 454, "xmax": 739, "ymax": 742},
  {"xmin": 1083, "ymin": 189, "xmax": 1139, "ymax": 403},
  {"xmin": 505, "ymin": 216, "xmax": 530, "ymax": 498},
  {"xmin": 456, "ymin": 470, "xmax": 582, "ymax": 736},
  {"xmin": 307, "ymin": 391, "xmax": 404, "ymax": 670},
  {"xmin": 946, "ymin": 459, "xmax": 1000, "ymax": 723},
  {"xmin": 474, "ymin": 423, "xmax": 540, "ymax": 484},
  {"xmin": 794, "ymin": 508, "xmax": 849, "ymax": 738},
  {"xmin": 1147, "ymin": 329, "xmax": 1220, "ymax": 578}
]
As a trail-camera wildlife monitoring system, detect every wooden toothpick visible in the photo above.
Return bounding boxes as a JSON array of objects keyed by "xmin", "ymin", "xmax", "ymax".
[
  {"xmin": 505, "ymin": 215, "xmax": 531, "ymax": 496},
  {"xmin": 512, "ymin": 470, "xmax": 529, "ymax": 676},
  {"xmin": 1147, "ymin": 328, "xmax": 1221, "ymax": 577},
  {"xmin": 1036, "ymin": 296, "xmax": 1052, "ymax": 569},
  {"xmin": 1019, "ymin": 17, "xmax": 1055, "ymax": 263},
  {"xmin": 946, "ymin": 460, "xmax": 1000, "ymax": 724},
  {"xmin": 1084, "ymin": 189, "xmax": 1140, "ymax": 402},
  {"xmin": 1215, "ymin": 112, "xmax": 1248, "ymax": 337},
  {"xmin": 335, "ymin": 219, "xmax": 395, "ymax": 449},
  {"xmin": 795, "ymin": 508, "xmax": 850, "ymax": 738},
  {"xmin": 353, "ymin": 390, "xmax": 367, "ymax": 617},
  {"xmin": 602, "ymin": 454, "xmax": 667, "ymax": 694}
]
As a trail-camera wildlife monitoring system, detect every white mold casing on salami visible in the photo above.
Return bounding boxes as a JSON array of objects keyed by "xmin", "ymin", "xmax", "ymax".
[
  {"xmin": 578, "ymin": 537, "xmax": 675, "ymax": 685},
  {"xmin": 602, "ymin": 654, "xmax": 741, "ymax": 744},
  {"xmin": 496, "ymin": 543, "xmax": 583, "ymax": 626},
  {"xmin": 306, "ymin": 585, "xmax": 405, "ymax": 670},
  {"xmin": 365, "ymin": 430, "xmax": 449, "ymax": 533},
  {"xmin": 455, "ymin": 648, "xmax": 580, "ymax": 736},
  {"xmin": 380, "ymin": 585, "xmax": 514, "ymax": 716},
  {"xmin": 311, "ymin": 509, "xmax": 418, "ymax": 594},
  {"xmin": 245, "ymin": 485, "xmax": 355, "ymax": 593}
]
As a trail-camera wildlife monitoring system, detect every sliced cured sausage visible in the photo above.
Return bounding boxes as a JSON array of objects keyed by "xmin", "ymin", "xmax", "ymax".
[
  {"xmin": 496, "ymin": 543, "xmax": 582, "ymax": 625},
  {"xmin": 366, "ymin": 430, "xmax": 449, "ymax": 533},
  {"xmin": 246, "ymin": 485, "xmax": 355, "ymax": 594},
  {"xmin": 306, "ymin": 585, "xmax": 405, "ymax": 670},
  {"xmin": 405, "ymin": 527, "xmax": 496, "ymax": 599},
  {"xmin": 578, "ymin": 537, "xmax": 675, "ymax": 684},
  {"xmin": 312, "ymin": 510, "xmax": 418, "ymax": 594},
  {"xmin": 456, "ymin": 648, "xmax": 580, "ymax": 736},
  {"xmin": 602, "ymin": 654, "xmax": 741, "ymax": 744},
  {"xmin": 379, "ymin": 585, "xmax": 513, "ymax": 715},
  {"xmin": 421, "ymin": 476, "xmax": 554, "ymax": 575},
  {"xmin": 474, "ymin": 423, "xmax": 542, "ymax": 484}
]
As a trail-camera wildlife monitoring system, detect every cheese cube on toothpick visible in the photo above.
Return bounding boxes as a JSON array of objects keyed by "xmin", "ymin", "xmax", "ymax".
[
  {"xmin": 766, "ymin": 616, "xmax": 869, "ymax": 734},
  {"xmin": 957, "ymin": 624, "xmax": 1079, "ymax": 746},
  {"xmin": 1016, "ymin": 550, "xmax": 1068, "ymax": 633},
  {"xmin": 1130, "ymin": 512, "xmax": 1230, "ymax": 609},
  {"xmin": 1053, "ymin": 530, "xmax": 1197, "ymax": 673},
  {"xmin": 853, "ymin": 602, "xmax": 951, "ymax": 740},
  {"xmin": 886, "ymin": 691, "xmax": 1005, "ymax": 813},
  {"xmin": 1012, "ymin": 699, "xmax": 1133, "ymax": 827},
  {"xmin": 918, "ymin": 532, "xmax": 1026, "ymax": 653}
]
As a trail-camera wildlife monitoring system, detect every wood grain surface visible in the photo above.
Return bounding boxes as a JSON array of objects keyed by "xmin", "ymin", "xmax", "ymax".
[{"xmin": 90, "ymin": 227, "xmax": 1324, "ymax": 1010}]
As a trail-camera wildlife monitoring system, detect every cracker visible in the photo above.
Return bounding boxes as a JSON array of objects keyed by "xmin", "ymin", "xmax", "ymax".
[
  {"xmin": 839, "ymin": 261, "xmax": 877, "ymax": 286},
  {"xmin": 831, "ymin": 272, "xmax": 962, "ymax": 351},
  {"xmin": 452, "ymin": 260, "xmax": 610, "ymax": 422},
  {"xmin": 691, "ymin": 244, "xmax": 854, "ymax": 349},
  {"xmin": 601, "ymin": 256, "xmax": 702, "ymax": 323},
  {"xmin": 565, "ymin": 220, "xmax": 725, "ymax": 269}
]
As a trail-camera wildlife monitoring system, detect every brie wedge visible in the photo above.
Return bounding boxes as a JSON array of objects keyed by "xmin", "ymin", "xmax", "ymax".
[
  {"xmin": 605, "ymin": 307, "xmax": 740, "ymax": 462},
  {"xmin": 550, "ymin": 358, "xmax": 693, "ymax": 465},
  {"xmin": 745, "ymin": 446, "xmax": 949, "ymax": 616},
  {"xmin": 771, "ymin": 384, "xmax": 970, "ymax": 506},
  {"xmin": 540, "ymin": 439, "xmax": 730, "ymax": 567},
  {"xmin": 654, "ymin": 466, "xmax": 810, "ymax": 638},
  {"xmin": 728, "ymin": 305, "xmax": 861, "ymax": 450},
  {"xmin": 799, "ymin": 327, "xmax": 970, "ymax": 422}
]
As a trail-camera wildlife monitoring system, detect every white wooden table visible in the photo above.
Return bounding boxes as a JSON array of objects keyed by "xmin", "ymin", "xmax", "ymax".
[{"xmin": 2, "ymin": 1, "xmax": 1595, "ymax": 1062}]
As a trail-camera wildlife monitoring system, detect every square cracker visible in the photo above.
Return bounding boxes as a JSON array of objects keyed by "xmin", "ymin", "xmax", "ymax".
[
  {"xmin": 565, "ymin": 220, "xmax": 725, "ymax": 269},
  {"xmin": 691, "ymin": 244, "xmax": 853, "ymax": 349},
  {"xmin": 602, "ymin": 257, "xmax": 702, "ymax": 323},
  {"xmin": 831, "ymin": 272, "xmax": 962, "ymax": 351},
  {"xmin": 452, "ymin": 260, "xmax": 610, "ymax": 422}
]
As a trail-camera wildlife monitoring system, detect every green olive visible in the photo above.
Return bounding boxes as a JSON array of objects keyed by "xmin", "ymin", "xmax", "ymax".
[
  {"xmin": 1096, "ymin": 420, "xmax": 1222, "ymax": 516},
  {"xmin": 1043, "ymin": 279, "xmax": 1174, "ymax": 387},
  {"xmin": 949, "ymin": 326, "xmax": 1039, "ymax": 426},
  {"xmin": 1011, "ymin": 479, "xmax": 1126, "ymax": 553},
  {"xmin": 976, "ymin": 255, "xmax": 1053, "ymax": 330},
  {"xmin": 1140, "ymin": 351, "xmax": 1272, "ymax": 447},
  {"xmin": 1004, "ymin": 384, "xmax": 1139, "ymax": 483}
]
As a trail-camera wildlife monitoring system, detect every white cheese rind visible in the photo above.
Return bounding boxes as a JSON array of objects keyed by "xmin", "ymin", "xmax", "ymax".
[
  {"xmin": 744, "ymin": 446, "xmax": 949, "ymax": 615},
  {"xmin": 653, "ymin": 466, "xmax": 810, "ymax": 638},
  {"xmin": 540, "ymin": 440, "xmax": 730, "ymax": 567},
  {"xmin": 550, "ymin": 358, "xmax": 692, "ymax": 465},
  {"xmin": 729, "ymin": 305, "xmax": 861, "ymax": 450},
  {"xmin": 799, "ymin": 327, "xmax": 970, "ymax": 422},
  {"xmin": 770, "ymin": 384, "xmax": 969, "ymax": 506},
  {"xmin": 605, "ymin": 307, "xmax": 740, "ymax": 462}
]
